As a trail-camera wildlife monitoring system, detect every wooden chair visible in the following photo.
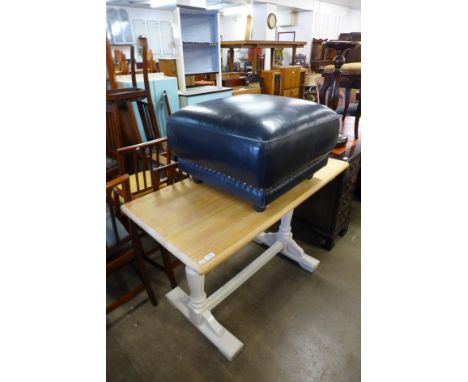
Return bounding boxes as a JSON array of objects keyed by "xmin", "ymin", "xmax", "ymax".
[
  {"xmin": 319, "ymin": 40, "xmax": 361, "ymax": 145},
  {"xmin": 106, "ymin": 101, "xmax": 124, "ymax": 181},
  {"xmin": 106, "ymin": 174, "xmax": 157, "ymax": 313},
  {"xmin": 126, "ymin": 37, "xmax": 161, "ymax": 141},
  {"xmin": 105, "ymin": 47, "xmax": 162, "ymax": 150},
  {"xmin": 106, "ymin": 35, "xmax": 117, "ymax": 90},
  {"xmin": 116, "ymin": 138, "xmax": 180, "ymax": 198},
  {"xmin": 116, "ymin": 139, "xmax": 188, "ymax": 288},
  {"xmin": 162, "ymin": 90, "xmax": 172, "ymax": 117}
]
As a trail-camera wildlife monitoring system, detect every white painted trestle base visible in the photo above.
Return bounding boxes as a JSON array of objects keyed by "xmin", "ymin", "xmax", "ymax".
[{"xmin": 166, "ymin": 210, "xmax": 320, "ymax": 361}]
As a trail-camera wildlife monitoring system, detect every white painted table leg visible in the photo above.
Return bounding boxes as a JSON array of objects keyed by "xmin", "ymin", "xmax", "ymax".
[
  {"xmin": 166, "ymin": 266, "xmax": 244, "ymax": 360},
  {"xmin": 255, "ymin": 210, "xmax": 320, "ymax": 272}
]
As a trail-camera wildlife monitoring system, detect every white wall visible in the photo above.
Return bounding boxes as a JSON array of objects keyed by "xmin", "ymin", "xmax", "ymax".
[
  {"xmin": 219, "ymin": 14, "xmax": 246, "ymax": 69},
  {"xmin": 251, "ymin": 3, "xmax": 278, "ymax": 69},
  {"xmin": 277, "ymin": 11, "xmax": 314, "ymax": 66},
  {"xmin": 311, "ymin": 1, "xmax": 361, "ymax": 39}
]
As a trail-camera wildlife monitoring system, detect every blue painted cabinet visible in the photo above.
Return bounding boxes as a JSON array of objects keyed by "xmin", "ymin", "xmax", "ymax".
[{"xmin": 116, "ymin": 73, "xmax": 179, "ymax": 139}]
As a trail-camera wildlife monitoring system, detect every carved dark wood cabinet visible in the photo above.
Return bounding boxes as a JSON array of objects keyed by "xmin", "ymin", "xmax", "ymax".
[{"xmin": 293, "ymin": 126, "xmax": 361, "ymax": 250}]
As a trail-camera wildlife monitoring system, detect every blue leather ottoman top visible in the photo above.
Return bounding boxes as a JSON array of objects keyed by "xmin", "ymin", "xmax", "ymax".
[{"xmin": 167, "ymin": 94, "xmax": 339, "ymax": 211}]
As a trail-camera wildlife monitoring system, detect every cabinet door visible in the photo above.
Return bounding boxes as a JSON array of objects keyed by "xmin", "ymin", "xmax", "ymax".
[
  {"xmin": 160, "ymin": 21, "xmax": 175, "ymax": 56},
  {"xmin": 107, "ymin": 7, "xmax": 133, "ymax": 44},
  {"xmin": 107, "ymin": 8, "xmax": 122, "ymax": 44},
  {"xmin": 282, "ymin": 67, "xmax": 301, "ymax": 90},
  {"xmin": 147, "ymin": 21, "xmax": 162, "ymax": 57},
  {"xmin": 118, "ymin": 8, "xmax": 133, "ymax": 43}
]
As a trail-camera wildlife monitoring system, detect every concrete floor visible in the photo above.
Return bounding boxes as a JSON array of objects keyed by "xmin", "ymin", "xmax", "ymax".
[{"xmin": 107, "ymin": 201, "xmax": 360, "ymax": 382}]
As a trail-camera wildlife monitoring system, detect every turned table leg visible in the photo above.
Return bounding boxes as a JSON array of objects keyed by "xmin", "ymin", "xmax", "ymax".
[
  {"xmin": 291, "ymin": 47, "xmax": 297, "ymax": 65},
  {"xmin": 254, "ymin": 210, "xmax": 320, "ymax": 272},
  {"xmin": 228, "ymin": 48, "xmax": 234, "ymax": 72}
]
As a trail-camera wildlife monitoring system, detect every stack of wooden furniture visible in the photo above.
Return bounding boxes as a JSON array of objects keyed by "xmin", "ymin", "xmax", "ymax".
[{"xmin": 106, "ymin": 35, "xmax": 187, "ymax": 297}]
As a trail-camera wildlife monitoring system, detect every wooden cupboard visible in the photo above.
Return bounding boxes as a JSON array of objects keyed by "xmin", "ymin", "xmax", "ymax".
[
  {"xmin": 272, "ymin": 66, "xmax": 302, "ymax": 98},
  {"xmin": 261, "ymin": 70, "xmax": 282, "ymax": 96}
]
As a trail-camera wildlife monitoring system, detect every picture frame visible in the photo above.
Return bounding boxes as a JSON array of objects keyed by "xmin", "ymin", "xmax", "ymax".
[{"xmin": 277, "ymin": 31, "xmax": 296, "ymax": 42}]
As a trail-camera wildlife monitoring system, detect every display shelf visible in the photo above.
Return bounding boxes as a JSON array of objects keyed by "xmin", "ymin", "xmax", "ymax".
[
  {"xmin": 172, "ymin": 6, "xmax": 222, "ymax": 93},
  {"xmin": 183, "ymin": 41, "xmax": 218, "ymax": 46}
]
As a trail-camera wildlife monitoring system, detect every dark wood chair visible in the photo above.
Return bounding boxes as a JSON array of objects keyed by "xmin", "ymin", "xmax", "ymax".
[
  {"xmin": 116, "ymin": 139, "xmax": 188, "ymax": 287},
  {"xmin": 106, "ymin": 101, "xmax": 124, "ymax": 181},
  {"xmin": 106, "ymin": 174, "xmax": 157, "ymax": 313},
  {"xmin": 319, "ymin": 40, "xmax": 361, "ymax": 142}
]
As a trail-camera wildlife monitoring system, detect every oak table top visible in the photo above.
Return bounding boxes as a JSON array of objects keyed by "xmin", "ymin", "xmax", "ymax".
[{"xmin": 121, "ymin": 158, "xmax": 349, "ymax": 275}]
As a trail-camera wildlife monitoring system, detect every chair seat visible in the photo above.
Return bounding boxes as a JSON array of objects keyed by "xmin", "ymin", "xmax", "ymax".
[
  {"xmin": 323, "ymin": 62, "xmax": 361, "ymax": 75},
  {"xmin": 106, "ymin": 156, "xmax": 118, "ymax": 170}
]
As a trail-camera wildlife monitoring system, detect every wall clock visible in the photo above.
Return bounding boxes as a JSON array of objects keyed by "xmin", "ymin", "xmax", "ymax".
[{"xmin": 267, "ymin": 13, "xmax": 277, "ymax": 29}]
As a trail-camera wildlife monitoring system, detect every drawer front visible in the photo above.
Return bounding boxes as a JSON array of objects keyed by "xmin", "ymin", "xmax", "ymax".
[{"xmin": 283, "ymin": 87, "xmax": 299, "ymax": 98}]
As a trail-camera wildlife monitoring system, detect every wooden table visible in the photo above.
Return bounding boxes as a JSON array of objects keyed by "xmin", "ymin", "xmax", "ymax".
[
  {"xmin": 221, "ymin": 40, "xmax": 307, "ymax": 74},
  {"xmin": 122, "ymin": 158, "xmax": 348, "ymax": 360}
]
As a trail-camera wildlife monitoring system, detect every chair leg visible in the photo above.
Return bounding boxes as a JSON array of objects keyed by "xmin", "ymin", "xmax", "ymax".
[
  {"xmin": 342, "ymin": 86, "xmax": 351, "ymax": 121},
  {"xmin": 130, "ymin": 221, "xmax": 158, "ymax": 306},
  {"xmin": 354, "ymin": 97, "xmax": 361, "ymax": 140},
  {"xmin": 161, "ymin": 247, "xmax": 178, "ymax": 288}
]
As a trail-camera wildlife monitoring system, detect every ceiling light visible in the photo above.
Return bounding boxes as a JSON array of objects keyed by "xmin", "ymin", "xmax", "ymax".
[
  {"xmin": 206, "ymin": 2, "xmax": 224, "ymax": 10},
  {"xmin": 149, "ymin": 0, "xmax": 176, "ymax": 8},
  {"xmin": 222, "ymin": 4, "xmax": 252, "ymax": 16}
]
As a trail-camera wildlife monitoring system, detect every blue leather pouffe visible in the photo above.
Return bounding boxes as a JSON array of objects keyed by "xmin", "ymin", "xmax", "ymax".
[{"xmin": 167, "ymin": 94, "xmax": 339, "ymax": 211}]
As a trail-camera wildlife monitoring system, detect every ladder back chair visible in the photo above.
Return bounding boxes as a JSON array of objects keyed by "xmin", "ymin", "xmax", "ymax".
[
  {"xmin": 116, "ymin": 137, "xmax": 187, "ymax": 198},
  {"xmin": 106, "ymin": 101, "xmax": 124, "ymax": 181},
  {"xmin": 127, "ymin": 36, "xmax": 161, "ymax": 141},
  {"xmin": 106, "ymin": 174, "xmax": 157, "ymax": 313},
  {"xmin": 116, "ymin": 139, "xmax": 188, "ymax": 287}
]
